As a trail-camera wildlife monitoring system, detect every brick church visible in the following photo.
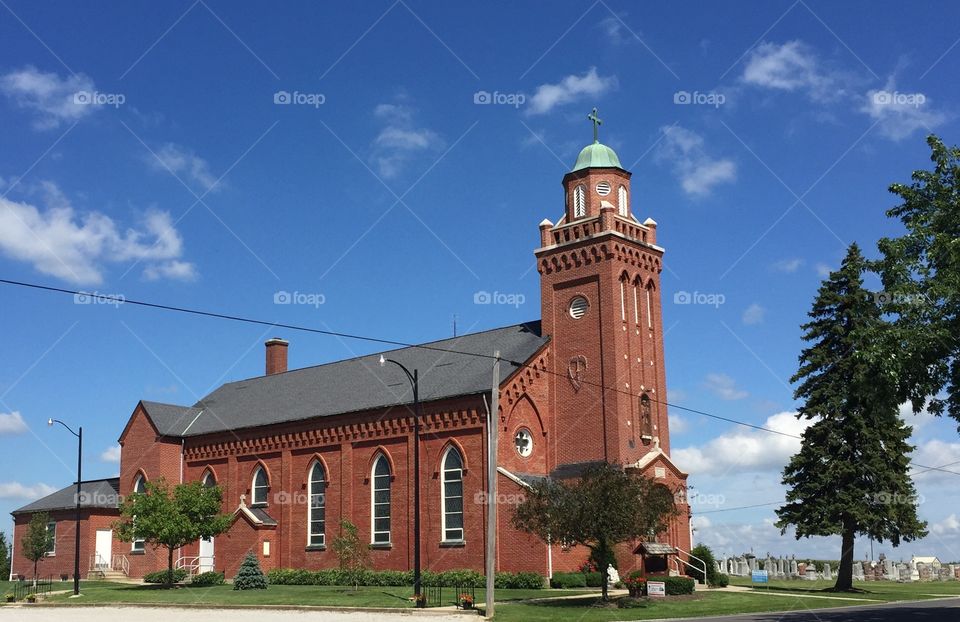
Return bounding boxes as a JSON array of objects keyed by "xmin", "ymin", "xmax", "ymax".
[{"xmin": 11, "ymin": 122, "xmax": 692, "ymax": 581}]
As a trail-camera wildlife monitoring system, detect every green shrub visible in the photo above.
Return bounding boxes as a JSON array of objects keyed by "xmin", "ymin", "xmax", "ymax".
[
  {"xmin": 233, "ymin": 552, "xmax": 268, "ymax": 590},
  {"xmin": 495, "ymin": 571, "xmax": 544, "ymax": 589},
  {"xmin": 550, "ymin": 572, "xmax": 587, "ymax": 588},
  {"xmin": 662, "ymin": 576, "xmax": 695, "ymax": 595},
  {"xmin": 710, "ymin": 573, "xmax": 729, "ymax": 588},
  {"xmin": 143, "ymin": 568, "xmax": 188, "ymax": 584},
  {"xmin": 190, "ymin": 571, "xmax": 224, "ymax": 587},
  {"xmin": 584, "ymin": 571, "xmax": 603, "ymax": 587},
  {"xmin": 689, "ymin": 543, "xmax": 718, "ymax": 584}
]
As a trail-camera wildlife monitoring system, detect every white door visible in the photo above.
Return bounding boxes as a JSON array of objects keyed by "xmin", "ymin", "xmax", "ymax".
[
  {"xmin": 199, "ymin": 537, "xmax": 214, "ymax": 573},
  {"xmin": 95, "ymin": 530, "xmax": 112, "ymax": 570}
]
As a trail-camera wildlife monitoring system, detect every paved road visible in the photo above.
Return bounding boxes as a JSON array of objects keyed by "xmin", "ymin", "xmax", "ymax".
[
  {"xmin": 1, "ymin": 598, "xmax": 957, "ymax": 621},
  {"xmin": 0, "ymin": 605, "xmax": 469, "ymax": 622},
  {"xmin": 678, "ymin": 596, "xmax": 960, "ymax": 621}
]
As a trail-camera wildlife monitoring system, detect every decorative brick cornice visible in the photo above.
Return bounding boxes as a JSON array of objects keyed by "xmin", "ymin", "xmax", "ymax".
[
  {"xmin": 502, "ymin": 350, "xmax": 549, "ymax": 409},
  {"xmin": 537, "ymin": 237, "xmax": 662, "ymax": 277}
]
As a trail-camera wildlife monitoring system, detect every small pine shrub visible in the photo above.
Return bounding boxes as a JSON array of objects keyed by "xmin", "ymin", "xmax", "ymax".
[
  {"xmin": 233, "ymin": 552, "xmax": 268, "ymax": 590},
  {"xmin": 584, "ymin": 571, "xmax": 604, "ymax": 587},
  {"xmin": 190, "ymin": 571, "xmax": 225, "ymax": 587}
]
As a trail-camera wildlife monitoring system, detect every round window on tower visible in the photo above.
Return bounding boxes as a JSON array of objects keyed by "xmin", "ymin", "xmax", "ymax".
[
  {"xmin": 596, "ymin": 181, "xmax": 611, "ymax": 196},
  {"xmin": 514, "ymin": 428, "xmax": 533, "ymax": 458},
  {"xmin": 569, "ymin": 296, "xmax": 589, "ymax": 319}
]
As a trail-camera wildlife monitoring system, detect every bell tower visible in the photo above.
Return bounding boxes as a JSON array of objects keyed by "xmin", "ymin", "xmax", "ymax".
[{"xmin": 537, "ymin": 109, "xmax": 670, "ymax": 471}]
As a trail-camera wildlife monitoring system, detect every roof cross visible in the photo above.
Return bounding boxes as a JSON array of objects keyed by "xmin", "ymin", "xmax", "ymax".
[{"xmin": 587, "ymin": 107, "xmax": 602, "ymax": 143}]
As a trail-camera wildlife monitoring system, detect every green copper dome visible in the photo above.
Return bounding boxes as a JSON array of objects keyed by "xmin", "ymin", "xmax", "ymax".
[{"xmin": 572, "ymin": 142, "xmax": 623, "ymax": 171}]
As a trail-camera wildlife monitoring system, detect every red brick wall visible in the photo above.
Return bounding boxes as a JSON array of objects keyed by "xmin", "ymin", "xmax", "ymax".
[{"xmin": 11, "ymin": 509, "xmax": 119, "ymax": 580}]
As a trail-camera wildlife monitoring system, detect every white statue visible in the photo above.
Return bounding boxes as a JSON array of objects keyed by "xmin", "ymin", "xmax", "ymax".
[{"xmin": 607, "ymin": 564, "xmax": 620, "ymax": 587}]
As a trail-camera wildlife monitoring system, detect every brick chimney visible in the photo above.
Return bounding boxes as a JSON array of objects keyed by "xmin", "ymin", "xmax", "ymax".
[{"xmin": 264, "ymin": 338, "xmax": 289, "ymax": 375}]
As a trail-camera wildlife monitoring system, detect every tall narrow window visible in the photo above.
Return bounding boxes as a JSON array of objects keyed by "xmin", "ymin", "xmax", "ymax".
[
  {"xmin": 252, "ymin": 466, "xmax": 269, "ymax": 506},
  {"xmin": 633, "ymin": 284, "xmax": 640, "ymax": 325},
  {"xmin": 573, "ymin": 184, "xmax": 586, "ymax": 218},
  {"xmin": 308, "ymin": 461, "xmax": 326, "ymax": 547},
  {"xmin": 618, "ymin": 185, "xmax": 628, "ymax": 216},
  {"xmin": 45, "ymin": 522, "xmax": 56, "ymax": 555},
  {"xmin": 132, "ymin": 474, "xmax": 146, "ymax": 552},
  {"xmin": 441, "ymin": 447, "xmax": 464, "ymax": 542},
  {"xmin": 620, "ymin": 281, "xmax": 626, "ymax": 321},
  {"xmin": 371, "ymin": 454, "xmax": 391, "ymax": 544},
  {"xmin": 202, "ymin": 470, "xmax": 216, "ymax": 488},
  {"xmin": 646, "ymin": 287, "xmax": 653, "ymax": 329}
]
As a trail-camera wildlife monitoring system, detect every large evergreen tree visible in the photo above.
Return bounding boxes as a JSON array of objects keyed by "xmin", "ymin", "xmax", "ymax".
[
  {"xmin": 0, "ymin": 531, "xmax": 10, "ymax": 581},
  {"xmin": 877, "ymin": 135, "xmax": 960, "ymax": 429},
  {"xmin": 776, "ymin": 243, "xmax": 927, "ymax": 591},
  {"xmin": 512, "ymin": 462, "xmax": 677, "ymax": 601}
]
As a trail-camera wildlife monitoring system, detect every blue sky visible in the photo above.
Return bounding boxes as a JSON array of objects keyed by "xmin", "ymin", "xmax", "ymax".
[{"xmin": 1, "ymin": 0, "xmax": 959, "ymax": 563}]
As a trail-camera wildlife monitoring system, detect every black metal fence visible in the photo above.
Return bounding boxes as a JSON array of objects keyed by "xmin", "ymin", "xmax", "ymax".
[
  {"xmin": 11, "ymin": 577, "xmax": 54, "ymax": 601},
  {"xmin": 421, "ymin": 584, "xmax": 477, "ymax": 609}
]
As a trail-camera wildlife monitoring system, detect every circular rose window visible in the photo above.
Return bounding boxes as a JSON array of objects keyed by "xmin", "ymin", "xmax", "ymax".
[{"xmin": 514, "ymin": 428, "xmax": 533, "ymax": 457}]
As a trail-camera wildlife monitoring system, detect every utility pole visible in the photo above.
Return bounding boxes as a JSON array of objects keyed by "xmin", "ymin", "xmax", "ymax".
[{"xmin": 485, "ymin": 351, "xmax": 500, "ymax": 618}]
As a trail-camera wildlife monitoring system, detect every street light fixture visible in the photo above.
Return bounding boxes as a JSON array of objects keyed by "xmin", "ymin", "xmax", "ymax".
[
  {"xmin": 378, "ymin": 354, "xmax": 423, "ymax": 605},
  {"xmin": 48, "ymin": 418, "xmax": 82, "ymax": 597}
]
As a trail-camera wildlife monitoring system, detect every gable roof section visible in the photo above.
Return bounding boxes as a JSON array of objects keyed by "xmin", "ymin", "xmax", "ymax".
[
  {"xmin": 12, "ymin": 478, "xmax": 120, "ymax": 515},
  {"xmin": 138, "ymin": 322, "xmax": 547, "ymax": 438},
  {"xmin": 630, "ymin": 447, "xmax": 689, "ymax": 478}
]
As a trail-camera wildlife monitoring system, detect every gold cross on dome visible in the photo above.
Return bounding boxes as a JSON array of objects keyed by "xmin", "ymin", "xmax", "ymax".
[{"xmin": 587, "ymin": 107, "xmax": 602, "ymax": 143}]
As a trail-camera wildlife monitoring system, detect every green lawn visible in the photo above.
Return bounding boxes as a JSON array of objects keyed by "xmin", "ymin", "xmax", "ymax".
[
  {"xmin": 43, "ymin": 582, "xmax": 589, "ymax": 608},
  {"xmin": 490, "ymin": 580, "xmax": 960, "ymax": 621},
  {"xmin": 728, "ymin": 577, "xmax": 960, "ymax": 602}
]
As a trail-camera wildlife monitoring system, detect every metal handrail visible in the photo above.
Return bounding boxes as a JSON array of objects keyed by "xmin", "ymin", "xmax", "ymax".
[
  {"xmin": 175, "ymin": 555, "xmax": 215, "ymax": 576},
  {"xmin": 89, "ymin": 553, "xmax": 110, "ymax": 571},
  {"xmin": 112, "ymin": 554, "xmax": 129, "ymax": 576},
  {"xmin": 672, "ymin": 547, "xmax": 708, "ymax": 584}
]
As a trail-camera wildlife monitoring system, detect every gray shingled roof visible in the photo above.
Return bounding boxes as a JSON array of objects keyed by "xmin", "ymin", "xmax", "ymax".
[
  {"xmin": 12, "ymin": 478, "xmax": 120, "ymax": 515},
  {"xmin": 145, "ymin": 322, "xmax": 547, "ymax": 438}
]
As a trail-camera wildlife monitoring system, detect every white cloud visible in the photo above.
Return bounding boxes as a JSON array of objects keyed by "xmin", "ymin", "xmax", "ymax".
[
  {"xmin": 741, "ymin": 41, "xmax": 844, "ymax": 103},
  {"xmin": 656, "ymin": 125, "xmax": 736, "ymax": 197},
  {"xmin": 861, "ymin": 79, "xmax": 946, "ymax": 141},
  {"xmin": 691, "ymin": 515, "xmax": 712, "ymax": 530},
  {"xmin": 0, "ymin": 66, "xmax": 98, "ymax": 129},
  {"xmin": 772, "ymin": 258, "xmax": 803, "ymax": 273},
  {"xmin": 370, "ymin": 103, "xmax": 443, "ymax": 179},
  {"xmin": 100, "ymin": 445, "xmax": 122, "ymax": 463},
  {"xmin": 147, "ymin": 143, "xmax": 221, "ymax": 194},
  {"xmin": 143, "ymin": 259, "xmax": 197, "ymax": 281},
  {"xmin": 931, "ymin": 514, "xmax": 960, "ymax": 535},
  {"xmin": 673, "ymin": 411, "xmax": 810, "ymax": 476},
  {"xmin": 815, "ymin": 263, "xmax": 832, "ymax": 277},
  {"xmin": 0, "ymin": 411, "xmax": 28, "ymax": 435},
  {"xmin": 669, "ymin": 413, "xmax": 689, "ymax": 435},
  {"xmin": 0, "ymin": 481, "xmax": 57, "ymax": 500},
  {"xmin": 703, "ymin": 373, "xmax": 748, "ymax": 400},
  {"xmin": 527, "ymin": 67, "xmax": 617, "ymax": 115},
  {"xmin": 0, "ymin": 183, "xmax": 196, "ymax": 285},
  {"xmin": 910, "ymin": 438, "xmax": 960, "ymax": 482},
  {"xmin": 742, "ymin": 303, "xmax": 766, "ymax": 325},
  {"xmin": 667, "ymin": 389, "xmax": 687, "ymax": 403}
]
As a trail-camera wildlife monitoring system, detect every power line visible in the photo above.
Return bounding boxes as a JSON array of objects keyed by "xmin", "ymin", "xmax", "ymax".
[{"xmin": 1, "ymin": 277, "xmax": 958, "ymax": 478}]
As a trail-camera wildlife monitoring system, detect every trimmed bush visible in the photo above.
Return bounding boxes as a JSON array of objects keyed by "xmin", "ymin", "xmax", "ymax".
[
  {"xmin": 190, "ymin": 571, "xmax": 224, "ymax": 587},
  {"xmin": 584, "ymin": 571, "xmax": 603, "ymax": 587},
  {"xmin": 143, "ymin": 568, "xmax": 187, "ymax": 584},
  {"xmin": 662, "ymin": 576, "xmax": 695, "ymax": 595},
  {"xmin": 495, "ymin": 571, "xmax": 544, "ymax": 589},
  {"xmin": 711, "ymin": 573, "xmax": 729, "ymax": 588},
  {"xmin": 550, "ymin": 572, "xmax": 587, "ymax": 589},
  {"xmin": 233, "ymin": 552, "xmax": 268, "ymax": 590}
]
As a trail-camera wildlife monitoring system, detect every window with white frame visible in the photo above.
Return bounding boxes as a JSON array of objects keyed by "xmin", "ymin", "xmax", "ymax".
[
  {"xmin": 441, "ymin": 447, "xmax": 464, "ymax": 542},
  {"xmin": 573, "ymin": 184, "xmax": 586, "ymax": 218},
  {"xmin": 45, "ymin": 521, "xmax": 56, "ymax": 555},
  {"xmin": 308, "ymin": 461, "xmax": 326, "ymax": 547},
  {"xmin": 371, "ymin": 454, "xmax": 391, "ymax": 544},
  {"xmin": 132, "ymin": 474, "xmax": 146, "ymax": 552},
  {"xmin": 252, "ymin": 466, "xmax": 269, "ymax": 506}
]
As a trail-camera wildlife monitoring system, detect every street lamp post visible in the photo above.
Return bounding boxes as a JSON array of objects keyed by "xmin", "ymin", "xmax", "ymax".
[
  {"xmin": 378, "ymin": 355, "xmax": 422, "ymax": 605},
  {"xmin": 48, "ymin": 418, "xmax": 82, "ymax": 597}
]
